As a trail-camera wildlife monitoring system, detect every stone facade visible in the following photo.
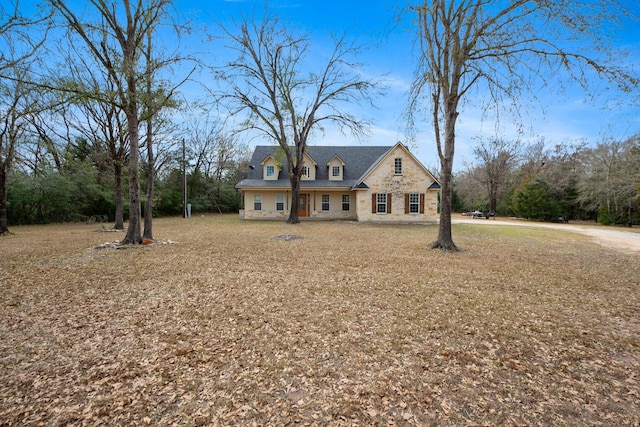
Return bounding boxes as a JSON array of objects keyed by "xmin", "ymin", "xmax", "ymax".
[{"xmin": 355, "ymin": 145, "xmax": 439, "ymax": 222}]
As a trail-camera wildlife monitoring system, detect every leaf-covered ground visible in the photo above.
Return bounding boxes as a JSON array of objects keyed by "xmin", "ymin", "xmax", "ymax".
[{"xmin": 1, "ymin": 216, "xmax": 638, "ymax": 426}]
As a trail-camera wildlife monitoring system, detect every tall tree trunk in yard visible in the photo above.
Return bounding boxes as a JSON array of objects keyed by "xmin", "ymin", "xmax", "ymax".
[
  {"xmin": 288, "ymin": 171, "xmax": 301, "ymax": 224},
  {"xmin": 121, "ymin": 29, "xmax": 142, "ymax": 244},
  {"xmin": 143, "ymin": 118, "xmax": 154, "ymax": 239},
  {"xmin": 123, "ymin": 101, "xmax": 142, "ymax": 244},
  {"xmin": 432, "ymin": 105, "xmax": 458, "ymax": 251},
  {"xmin": 489, "ymin": 184, "xmax": 498, "ymax": 214},
  {"xmin": 114, "ymin": 161, "xmax": 124, "ymax": 230},
  {"xmin": 0, "ymin": 168, "xmax": 8, "ymax": 235},
  {"xmin": 142, "ymin": 30, "xmax": 155, "ymax": 240}
]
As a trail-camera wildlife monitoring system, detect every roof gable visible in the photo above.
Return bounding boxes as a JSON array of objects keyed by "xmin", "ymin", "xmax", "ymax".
[
  {"xmin": 302, "ymin": 151, "xmax": 317, "ymax": 166},
  {"xmin": 327, "ymin": 154, "xmax": 346, "ymax": 166},
  {"xmin": 358, "ymin": 142, "xmax": 438, "ymax": 184},
  {"xmin": 260, "ymin": 154, "xmax": 277, "ymax": 165}
]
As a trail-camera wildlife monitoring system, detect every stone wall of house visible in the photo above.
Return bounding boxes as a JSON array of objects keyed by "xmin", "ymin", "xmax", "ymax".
[
  {"xmin": 355, "ymin": 145, "xmax": 439, "ymax": 222},
  {"xmin": 241, "ymin": 191, "xmax": 289, "ymax": 220},
  {"xmin": 308, "ymin": 191, "xmax": 356, "ymax": 220},
  {"xmin": 241, "ymin": 190, "xmax": 358, "ymax": 220}
]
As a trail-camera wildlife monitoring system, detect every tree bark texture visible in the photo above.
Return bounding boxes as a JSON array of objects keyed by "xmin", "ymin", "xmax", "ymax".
[
  {"xmin": 143, "ymin": 120, "xmax": 154, "ymax": 240},
  {"xmin": 123, "ymin": 104, "xmax": 142, "ymax": 244},
  {"xmin": 432, "ymin": 107, "xmax": 459, "ymax": 251},
  {"xmin": 113, "ymin": 162, "xmax": 124, "ymax": 230},
  {"xmin": 287, "ymin": 173, "xmax": 301, "ymax": 224},
  {"xmin": 0, "ymin": 168, "xmax": 9, "ymax": 234}
]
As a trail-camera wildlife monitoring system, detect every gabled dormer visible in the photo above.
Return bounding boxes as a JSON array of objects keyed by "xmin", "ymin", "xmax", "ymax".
[
  {"xmin": 327, "ymin": 155, "xmax": 345, "ymax": 181},
  {"xmin": 300, "ymin": 152, "xmax": 317, "ymax": 181},
  {"xmin": 261, "ymin": 155, "xmax": 280, "ymax": 180}
]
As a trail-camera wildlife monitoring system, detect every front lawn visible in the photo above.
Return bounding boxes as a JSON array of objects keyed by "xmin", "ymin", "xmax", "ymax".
[{"xmin": 1, "ymin": 215, "xmax": 638, "ymax": 425}]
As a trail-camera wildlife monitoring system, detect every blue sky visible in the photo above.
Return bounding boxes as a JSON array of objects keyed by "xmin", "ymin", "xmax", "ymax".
[
  {"xmin": 171, "ymin": 0, "xmax": 640, "ymax": 172},
  {"xmin": 25, "ymin": 0, "xmax": 636, "ymax": 172}
]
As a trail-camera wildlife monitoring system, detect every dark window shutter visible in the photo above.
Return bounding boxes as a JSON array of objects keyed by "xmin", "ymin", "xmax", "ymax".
[
  {"xmin": 371, "ymin": 193, "xmax": 377, "ymax": 213},
  {"xmin": 405, "ymin": 193, "xmax": 410, "ymax": 214},
  {"xmin": 420, "ymin": 193, "xmax": 425, "ymax": 214},
  {"xmin": 387, "ymin": 193, "xmax": 392, "ymax": 214}
]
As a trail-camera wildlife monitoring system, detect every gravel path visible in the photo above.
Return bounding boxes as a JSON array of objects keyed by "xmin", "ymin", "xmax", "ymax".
[{"xmin": 452, "ymin": 218, "xmax": 640, "ymax": 254}]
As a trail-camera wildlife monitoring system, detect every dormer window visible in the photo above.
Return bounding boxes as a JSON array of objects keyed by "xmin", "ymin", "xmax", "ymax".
[
  {"xmin": 327, "ymin": 155, "xmax": 345, "ymax": 181},
  {"xmin": 299, "ymin": 153, "xmax": 317, "ymax": 180},
  {"xmin": 394, "ymin": 157, "xmax": 403, "ymax": 175},
  {"xmin": 261, "ymin": 155, "xmax": 280, "ymax": 180}
]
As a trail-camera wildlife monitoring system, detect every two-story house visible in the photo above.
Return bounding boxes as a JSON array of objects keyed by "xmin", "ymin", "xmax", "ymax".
[{"xmin": 236, "ymin": 142, "xmax": 440, "ymax": 222}]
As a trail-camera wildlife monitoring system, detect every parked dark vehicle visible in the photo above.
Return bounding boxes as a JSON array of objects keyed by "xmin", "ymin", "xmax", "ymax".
[{"xmin": 485, "ymin": 211, "xmax": 495, "ymax": 219}]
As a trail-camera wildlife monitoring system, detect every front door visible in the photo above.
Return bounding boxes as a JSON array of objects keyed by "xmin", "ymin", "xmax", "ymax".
[{"xmin": 298, "ymin": 193, "xmax": 310, "ymax": 217}]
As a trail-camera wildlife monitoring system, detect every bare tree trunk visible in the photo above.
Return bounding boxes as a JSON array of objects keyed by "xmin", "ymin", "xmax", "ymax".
[
  {"xmin": 432, "ymin": 109, "xmax": 458, "ymax": 251},
  {"xmin": 122, "ymin": 105, "xmax": 142, "ymax": 245},
  {"xmin": 0, "ymin": 168, "xmax": 9, "ymax": 235},
  {"xmin": 113, "ymin": 162, "xmax": 124, "ymax": 230},
  {"xmin": 143, "ymin": 120, "xmax": 154, "ymax": 240},
  {"xmin": 434, "ymin": 159, "xmax": 456, "ymax": 250},
  {"xmin": 142, "ymin": 30, "xmax": 155, "ymax": 240},
  {"xmin": 489, "ymin": 182, "xmax": 498, "ymax": 213},
  {"xmin": 288, "ymin": 175, "xmax": 301, "ymax": 224}
]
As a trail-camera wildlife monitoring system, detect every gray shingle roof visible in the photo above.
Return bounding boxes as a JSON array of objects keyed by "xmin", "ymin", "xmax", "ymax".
[{"xmin": 237, "ymin": 145, "xmax": 393, "ymax": 189}]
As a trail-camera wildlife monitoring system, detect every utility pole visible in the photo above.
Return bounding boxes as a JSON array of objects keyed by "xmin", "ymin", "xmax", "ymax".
[{"xmin": 182, "ymin": 137, "xmax": 187, "ymax": 218}]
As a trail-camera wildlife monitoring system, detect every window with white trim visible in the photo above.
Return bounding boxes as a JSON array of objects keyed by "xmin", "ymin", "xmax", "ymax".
[
  {"xmin": 332, "ymin": 165, "xmax": 340, "ymax": 177},
  {"xmin": 266, "ymin": 165, "xmax": 275, "ymax": 177},
  {"xmin": 253, "ymin": 194, "xmax": 262, "ymax": 210},
  {"xmin": 394, "ymin": 157, "xmax": 403, "ymax": 175},
  {"xmin": 377, "ymin": 193, "xmax": 387, "ymax": 213},
  {"xmin": 321, "ymin": 194, "xmax": 330, "ymax": 211},
  {"xmin": 301, "ymin": 166, "xmax": 310, "ymax": 177},
  {"xmin": 409, "ymin": 192, "xmax": 420, "ymax": 213},
  {"xmin": 275, "ymin": 193, "xmax": 284, "ymax": 211},
  {"xmin": 342, "ymin": 194, "xmax": 350, "ymax": 211}
]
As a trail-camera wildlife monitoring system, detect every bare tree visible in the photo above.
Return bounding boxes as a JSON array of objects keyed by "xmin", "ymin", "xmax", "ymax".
[
  {"xmin": 182, "ymin": 111, "xmax": 247, "ymax": 182},
  {"xmin": 0, "ymin": 1, "xmax": 49, "ymax": 73},
  {"xmin": 44, "ymin": 42, "xmax": 131, "ymax": 229},
  {"xmin": 452, "ymin": 166, "xmax": 484, "ymax": 213},
  {"xmin": 76, "ymin": 95, "xmax": 130, "ymax": 230},
  {"xmin": 48, "ymin": 0, "xmax": 190, "ymax": 243},
  {"xmin": 220, "ymin": 15, "xmax": 380, "ymax": 223},
  {"xmin": 0, "ymin": 69, "xmax": 40, "ymax": 234},
  {"xmin": 0, "ymin": 2, "xmax": 50, "ymax": 234},
  {"xmin": 577, "ymin": 137, "xmax": 639, "ymax": 225},
  {"xmin": 408, "ymin": 0, "xmax": 637, "ymax": 250},
  {"xmin": 472, "ymin": 139, "xmax": 520, "ymax": 214},
  {"xmin": 48, "ymin": 0, "xmax": 158, "ymax": 243}
]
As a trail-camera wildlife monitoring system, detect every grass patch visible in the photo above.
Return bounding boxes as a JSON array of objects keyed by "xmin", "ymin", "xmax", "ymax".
[{"xmin": 1, "ymin": 215, "xmax": 638, "ymax": 425}]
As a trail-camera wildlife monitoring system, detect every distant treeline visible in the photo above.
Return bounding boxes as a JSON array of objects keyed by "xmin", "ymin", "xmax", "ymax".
[
  {"xmin": 452, "ymin": 136, "xmax": 640, "ymax": 226},
  {"xmin": 6, "ymin": 135, "xmax": 248, "ymax": 227}
]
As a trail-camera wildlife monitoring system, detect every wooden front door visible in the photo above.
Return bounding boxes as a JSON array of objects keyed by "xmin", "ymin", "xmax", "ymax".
[{"xmin": 298, "ymin": 193, "xmax": 310, "ymax": 217}]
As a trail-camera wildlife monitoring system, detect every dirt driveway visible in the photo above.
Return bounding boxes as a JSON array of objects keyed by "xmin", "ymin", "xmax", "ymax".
[{"xmin": 453, "ymin": 218, "xmax": 640, "ymax": 254}]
